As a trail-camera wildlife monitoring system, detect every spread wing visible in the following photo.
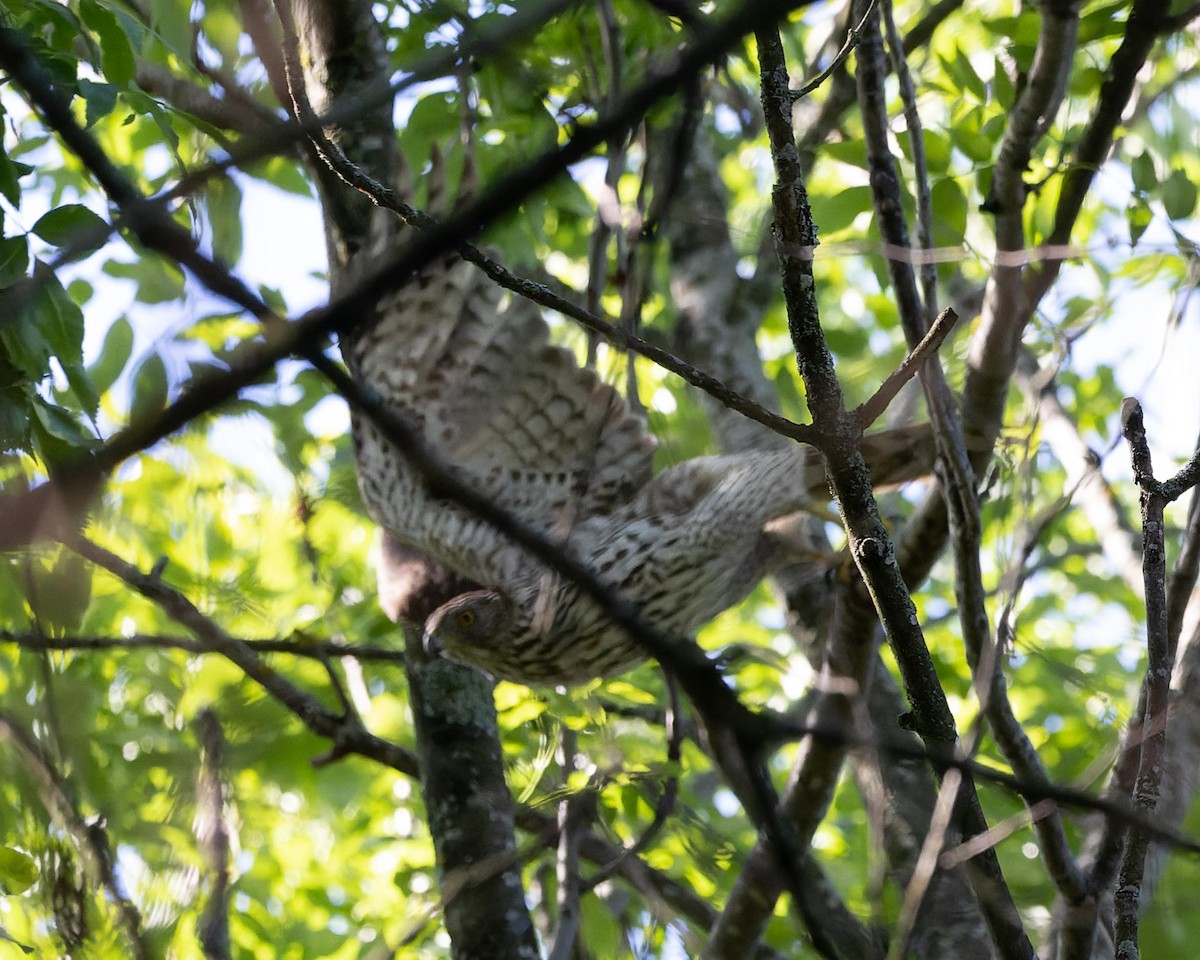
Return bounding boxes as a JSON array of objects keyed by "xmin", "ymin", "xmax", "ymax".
[{"xmin": 348, "ymin": 253, "xmax": 655, "ymax": 591}]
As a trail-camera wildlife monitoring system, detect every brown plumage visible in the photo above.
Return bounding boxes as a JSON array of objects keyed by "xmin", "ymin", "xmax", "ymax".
[{"xmin": 350, "ymin": 254, "xmax": 934, "ymax": 685}]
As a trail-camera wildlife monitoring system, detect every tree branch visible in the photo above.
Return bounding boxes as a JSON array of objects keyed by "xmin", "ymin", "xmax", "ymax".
[
  {"xmin": 194, "ymin": 709, "xmax": 233, "ymax": 960},
  {"xmin": 760, "ymin": 15, "xmax": 1034, "ymax": 957},
  {"xmin": 1113, "ymin": 398, "xmax": 1200, "ymax": 957},
  {"xmin": 65, "ymin": 534, "xmax": 421, "ymax": 777}
]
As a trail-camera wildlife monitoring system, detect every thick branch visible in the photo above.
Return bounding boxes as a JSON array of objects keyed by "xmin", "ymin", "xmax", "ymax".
[
  {"xmin": 760, "ymin": 18, "xmax": 1033, "ymax": 959},
  {"xmin": 859, "ymin": 0, "xmax": 1087, "ymax": 912},
  {"xmin": 1113, "ymin": 399, "xmax": 1174, "ymax": 958}
]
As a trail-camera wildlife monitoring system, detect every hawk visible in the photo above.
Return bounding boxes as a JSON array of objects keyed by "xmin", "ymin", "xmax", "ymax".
[{"xmin": 350, "ymin": 254, "xmax": 933, "ymax": 685}]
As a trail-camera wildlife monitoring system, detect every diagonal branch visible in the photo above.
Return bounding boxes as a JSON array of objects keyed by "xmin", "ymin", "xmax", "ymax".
[
  {"xmin": 854, "ymin": 307, "xmax": 959, "ymax": 430},
  {"xmin": 66, "ymin": 535, "xmax": 421, "ymax": 777}
]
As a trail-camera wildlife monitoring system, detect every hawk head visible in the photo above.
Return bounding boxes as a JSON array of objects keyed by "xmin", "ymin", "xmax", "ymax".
[{"xmin": 423, "ymin": 589, "xmax": 516, "ymax": 669}]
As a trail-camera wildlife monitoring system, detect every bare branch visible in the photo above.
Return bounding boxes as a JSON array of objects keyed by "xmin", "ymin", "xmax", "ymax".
[
  {"xmin": 855, "ymin": 308, "xmax": 959, "ymax": 430},
  {"xmin": 888, "ymin": 768, "xmax": 962, "ymax": 960},
  {"xmin": 1113, "ymin": 398, "xmax": 1175, "ymax": 957},
  {"xmin": 762, "ymin": 11, "xmax": 1033, "ymax": 955},
  {"xmin": 65, "ymin": 535, "xmax": 421, "ymax": 777},
  {"xmin": 881, "ymin": 0, "xmax": 936, "ymax": 317},
  {"xmin": 0, "ymin": 630, "xmax": 408, "ymax": 662}
]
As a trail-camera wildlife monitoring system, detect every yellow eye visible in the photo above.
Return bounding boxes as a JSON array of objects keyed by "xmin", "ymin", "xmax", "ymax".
[{"xmin": 456, "ymin": 609, "xmax": 476, "ymax": 628}]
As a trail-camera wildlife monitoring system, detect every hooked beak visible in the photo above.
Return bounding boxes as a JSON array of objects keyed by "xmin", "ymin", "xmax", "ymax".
[{"xmin": 422, "ymin": 629, "xmax": 442, "ymax": 660}]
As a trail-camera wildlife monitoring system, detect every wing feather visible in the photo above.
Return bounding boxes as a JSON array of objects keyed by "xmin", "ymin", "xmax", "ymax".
[{"xmin": 349, "ymin": 253, "xmax": 655, "ymax": 590}]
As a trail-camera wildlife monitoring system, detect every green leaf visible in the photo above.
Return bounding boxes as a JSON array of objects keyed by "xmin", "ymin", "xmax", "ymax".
[
  {"xmin": 144, "ymin": 0, "xmax": 194, "ymax": 58},
  {"xmin": 1162, "ymin": 169, "xmax": 1197, "ymax": 221},
  {"xmin": 1077, "ymin": 1, "xmax": 1132, "ymax": 43},
  {"xmin": 0, "ymin": 292, "xmax": 50, "ymax": 380},
  {"xmin": 88, "ymin": 315, "xmax": 135, "ymax": 397},
  {"xmin": 32, "ymin": 203, "xmax": 110, "ymax": 258},
  {"xmin": 245, "ymin": 156, "xmax": 315, "ymax": 197},
  {"xmin": 1131, "ymin": 151, "xmax": 1157, "ymax": 194},
  {"xmin": 0, "ymin": 385, "xmax": 33, "ymax": 450},
  {"xmin": 982, "ymin": 12, "xmax": 1041, "ymax": 46},
  {"xmin": 204, "ymin": 177, "xmax": 244, "ymax": 267},
  {"xmin": 931, "ymin": 177, "xmax": 968, "ymax": 245},
  {"xmin": 808, "ymin": 185, "xmax": 872, "ymax": 236},
  {"xmin": 0, "ymin": 151, "xmax": 31, "ymax": 206},
  {"xmin": 939, "ymin": 47, "xmax": 987, "ymax": 103},
  {"xmin": 0, "ymin": 234, "xmax": 29, "ymax": 289},
  {"xmin": 30, "ymin": 262, "xmax": 85, "ymax": 368},
  {"xmin": 993, "ymin": 57, "xmax": 1015, "ymax": 111},
  {"xmin": 103, "ymin": 256, "xmax": 185, "ymax": 303},
  {"xmin": 921, "ymin": 129, "xmax": 952, "ymax": 174},
  {"xmin": 79, "ymin": 0, "xmax": 137, "ymax": 88},
  {"xmin": 61, "ymin": 360, "xmax": 101, "ymax": 420},
  {"xmin": 0, "ymin": 845, "xmax": 37, "ymax": 895},
  {"xmin": 179, "ymin": 312, "xmax": 258, "ymax": 350},
  {"xmin": 1127, "ymin": 196, "xmax": 1153, "ymax": 247},
  {"xmin": 78, "ymin": 77, "xmax": 119, "ymax": 127},
  {"xmin": 30, "ymin": 398, "xmax": 97, "ymax": 465},
  {"xmin": 949, "ymin": 107, "xmax": 995, "ymax": 164},
  {"xmin": 129, "ymin": 350, "xmax": 168, "ymax": 424},
  {"xmin": 822, "ymin": 139, "xmax": 868, "ymax": 170},
  {"xmin": 19, "ymin": 0, "xmax": 91, "ymax": 56},
  {"xmin": 121, "ymin": 88, "xmax": 181, "ymax": 153}
]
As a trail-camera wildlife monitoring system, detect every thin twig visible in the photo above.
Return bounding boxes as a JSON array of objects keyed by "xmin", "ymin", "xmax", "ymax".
[
  {"xmin": 881, "ymin": 0, "xmax": 937, "ymax": 317},
  {"xmin": 0, "ymin": 630, "xmax": 408, "ymax": 662},
  {"xmin": 789, "ymin": 0, "xmax": 877, "ymax": 101},
  {"xmin": 887, "ymin": 769, "xmax": 961, "ymax": 960},
  {"xmin": 854, "ymin": 307, "xmax": 959, "ymax": 429}
]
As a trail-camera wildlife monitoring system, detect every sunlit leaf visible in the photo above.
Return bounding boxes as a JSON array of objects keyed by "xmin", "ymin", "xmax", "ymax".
[
  {"xmin": 79, "ymin": 0, "xmax": 137, "ymax": 88},
  {"xmin": 204, "ymin": 177, "xmax": 244, "ymax": 268},
  {"xmin": 0, "ymin": 845, "xmax": 37, "ymax": 895}
]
